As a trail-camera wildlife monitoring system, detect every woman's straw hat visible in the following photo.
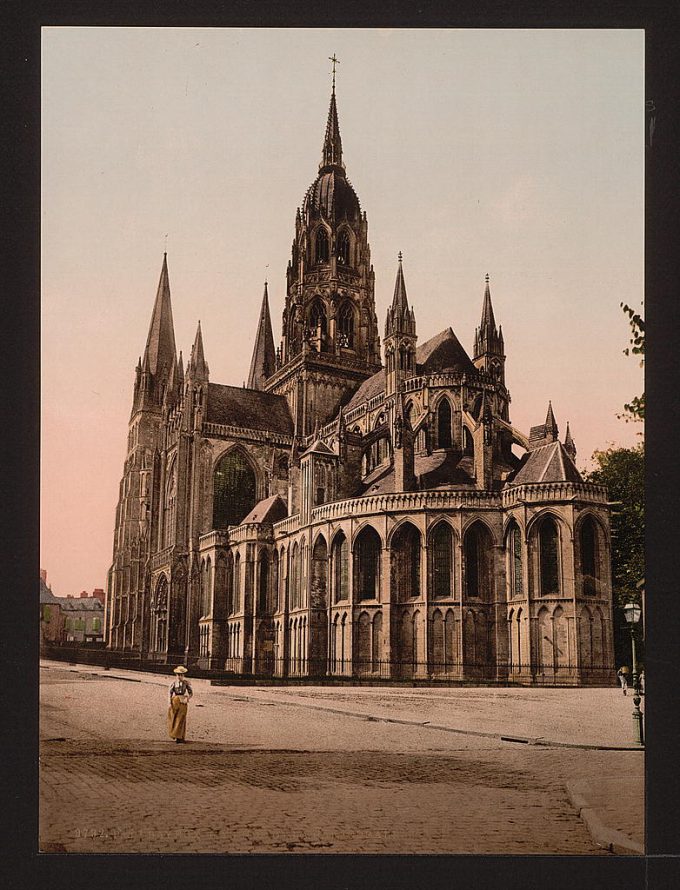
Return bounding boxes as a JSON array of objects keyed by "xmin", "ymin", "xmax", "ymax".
[{"xmin": 173, "ymin": 665, "xmax": 188, "ymax": 674}]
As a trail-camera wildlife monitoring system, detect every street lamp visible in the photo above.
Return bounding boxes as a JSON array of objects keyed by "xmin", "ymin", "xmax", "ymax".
[{"xmin": 623, "ymin": 602, "xmax": 644, "ymax": 745}]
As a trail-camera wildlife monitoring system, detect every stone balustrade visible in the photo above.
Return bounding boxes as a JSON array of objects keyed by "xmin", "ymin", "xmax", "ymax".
[
  {"xmin": 273, "ymin": 513, "xmax": 301, "ymax": 535},
  {"xmin": 310, "ymin": 489, "xmax": 501, "ymax": 523},
  {"xmin": 202, "ymin": 421, "xmax": 293, "ymax": 446},
  {"xmin": 502, "ymin": 481, "xmax": 608, "ymax": 507},
  {"xmin": 198, "ymin": 530, "xmax": 230, "ymax": 550}
]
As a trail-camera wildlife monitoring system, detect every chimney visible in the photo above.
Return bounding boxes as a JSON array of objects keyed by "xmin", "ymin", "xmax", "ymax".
[
  {"xmin": 67, "ymin": 594, "xmax": 74, "ymax": 599},
  {"xmin": 91, "ymin": 588, "xmax": 105, "ymax": 603},
  {"xmin": 80, "ymin": 591, "xmax": 88, "ymax": 599}
]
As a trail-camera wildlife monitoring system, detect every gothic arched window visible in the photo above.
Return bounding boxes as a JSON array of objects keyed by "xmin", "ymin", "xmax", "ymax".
[
  {"xmin": 437, "ymin": 399, "xmax": 452, "ymax": 449},
  {"xmin": 258, "ymin": 550, "xmax": 269, "ymax": 613},
  {"xmin": 309, "ymin": 299, "xmax": 327, "ymax": 350},
  {"xmin": 338, "ymin": 302, "xmax": 355, "ymax": 348},
  {"xmin": 464, "ymin": 522, "xmax": 493, "ymax": 600},
  {"xmin": 507, "ymin": 523, "xmax": 523, "ymax": 598},
  {"xmin": 354, "ymin": 526, "xmax": 381, "ymax": 601},
  {"xmin": 337, "ymin": 229, "xmax": 351, "ymax": 265},
  {"xmin": 539, "ymin": 516, "xmax": 560, "ymax": 596},
  {"xmin": 431, "ymin": 522, "xmax": 453, "ymax": 598},
  {"xmin": 315, "ymin": 228, "xmax": 329, "ymax": 264},
  {"xmin": 580, "ymin": 517, "xmax": 598, "ymax": 596},
  {"xmin": 213, "ymin": 450, "xmax": 257, "ymax": 529},
  {"xmin": 391, "ymin": 522, "xmax": 421, "ymax": 602},
  {"xmin": 333, "ymin": 533, "xmax": 349, "ymax": 603}
]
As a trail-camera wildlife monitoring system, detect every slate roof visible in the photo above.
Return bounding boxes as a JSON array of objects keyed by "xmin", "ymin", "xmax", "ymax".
[
  {"xmin": 346, "ymin": 327, "xmax": 475, "ymax": 412},
  {"xmin": 206, "ymin": 383, "xmax": 294, "ymax": 436},
  {"xmin": 241, "ymin": 495, "xmax": 288, "ymax": 525},
  {"xmin": 60, "ymin": 597, "xmax": 104, "ymax": 612},
  {"xmin": 416, "ymin": 328, "xmax": 476, "ymax": 375},
  {"xmin": 509, "ymin": 441, "xmax": 583, "ymax": 485}
]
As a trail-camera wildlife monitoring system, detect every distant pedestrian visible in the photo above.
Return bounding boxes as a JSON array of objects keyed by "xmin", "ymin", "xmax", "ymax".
[
  {"xmin": 168, "ymin": 665, "xmax": 193, "ymax": 743},
  {"xmin": 639, "ymin": 668, "xmax": 645, "ymax": 696},
  {"xmin": 617, "ymin": 666, "xmax": 629, "ymax": 695}
]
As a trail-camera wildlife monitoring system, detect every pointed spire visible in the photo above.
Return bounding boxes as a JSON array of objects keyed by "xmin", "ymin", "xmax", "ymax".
[
  {"xmin": 247, "ymin": 281, "xmax": 276, "ymax": 390},
  {"xmin": 176, "ymin": 350, "xmax": 184, "ymax": 383},
  {"xmin": 143, "ymin": 253, "xmax": 177, "ymax": 377},
  {"xmin": 392, "ymin": 251, "xmax": 409, "ymax": 314},
  {"xmin": 189, "ymin": 320, "xmax": 208, "ymax": 378},
  {"xmin": 564, "ymin": 422, "xmax": 577, "ymax": 459},
  {"xmin": 480, "ymin": 273, "xmax": 496, "ymax": 331},
  {"xmin": 320, "ymin": 81, "xmax": 343, "ymax": 171},
  {"xmin": 545, "ymin": 401, "xmax": 559, "ymax": 439}
]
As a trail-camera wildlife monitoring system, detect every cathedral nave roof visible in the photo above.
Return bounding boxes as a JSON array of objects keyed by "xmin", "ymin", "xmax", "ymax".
[{"xmin": 206, "ymin": 383, "xmax": 294, "ymax": 436}]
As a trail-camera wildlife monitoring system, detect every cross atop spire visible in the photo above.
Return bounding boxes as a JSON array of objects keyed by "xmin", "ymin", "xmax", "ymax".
[{"xmin": 329, "ymin": 53, "xmax": 339, "ymax": 91}]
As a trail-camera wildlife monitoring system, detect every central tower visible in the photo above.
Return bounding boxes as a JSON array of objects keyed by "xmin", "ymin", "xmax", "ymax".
[{"xmin": 266, "ymin": 75, "xmax": 382, "ymax": 436}]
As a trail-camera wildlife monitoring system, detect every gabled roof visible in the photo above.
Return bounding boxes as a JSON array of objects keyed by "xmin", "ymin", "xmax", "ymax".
[
  {"xmin": 302, "ymin": 438, "xmax": 336, "ymax": 457},
  {"xmin": 510, "ymin": 441, "xmax": 583, "ymax": 485},
  {"xmin": 416, "ymin": 328, "xmax": 476, "ymax": 375},
  {"xmin": 241, "ymin": 494, "xmax": 288, "ymax": 525},
  {"xmin": 206, "ymin": 383, "xmax": 294, "ymax": 436}
]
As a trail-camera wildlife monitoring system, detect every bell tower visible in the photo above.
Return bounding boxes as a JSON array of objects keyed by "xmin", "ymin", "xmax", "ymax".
[{"xmin": 266, "ymin": 63, "xmax": 381, "ymax": 436}]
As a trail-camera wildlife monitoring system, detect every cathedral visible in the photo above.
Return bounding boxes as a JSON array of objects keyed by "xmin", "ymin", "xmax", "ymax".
[{"xmin": 106, "ymin": 78, "xmax": 615, "ymax": 685}]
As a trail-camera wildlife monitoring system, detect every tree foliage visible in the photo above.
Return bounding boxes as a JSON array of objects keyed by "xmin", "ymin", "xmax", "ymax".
[
  {"xmin": 620, "ymin": 302, "xmax": 645, "ymax": 421},
  {"xmin": 586, "ymin": 444, "xmax": 644, "ymax": 609}
]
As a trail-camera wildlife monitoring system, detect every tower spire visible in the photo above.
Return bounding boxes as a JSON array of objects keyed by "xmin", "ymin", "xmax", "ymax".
[
  {"xmin": 248, "ymin": 281, "xmax": 276, "ymax": 390},
  {"xmin": 392, "ymin": 251, "xmax": 409, "ymax": 314},
  {"xmin": 480, "ymin": 273, "xmax": 496, "ymax": 331},
  {"xmin": 320, "ymin": 67, "xmax": 343, "ymax": 171},
  {"xmin": 564, "ymin": 421, "xmax": 577, "ymax": 459},
  {"xmin": 143, "ymin": 253, "xmax": 177, "ymax": 377}
]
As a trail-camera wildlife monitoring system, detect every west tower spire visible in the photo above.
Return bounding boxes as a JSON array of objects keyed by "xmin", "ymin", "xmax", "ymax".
[
  {"xmin": 248, "ymin": 281, "xmax": 276, "ymax": 390},
  {"xmin": 143, "ymin": 253, "xmax": 177, "ymax": 377}
]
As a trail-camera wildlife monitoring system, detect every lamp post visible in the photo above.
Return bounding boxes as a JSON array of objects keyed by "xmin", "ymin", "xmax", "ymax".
[{"xmin": 623, "ymin": 602, "xmax": 644, "ymax": 745}]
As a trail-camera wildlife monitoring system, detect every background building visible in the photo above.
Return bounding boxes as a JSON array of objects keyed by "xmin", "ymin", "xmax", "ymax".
[
  {"xmin": 40, "ymin": 571, "xmax": 105, "ymax": 645},
  {"xmin": 106, "ymin": 80, "xmax": 614, "ymax": 685}
]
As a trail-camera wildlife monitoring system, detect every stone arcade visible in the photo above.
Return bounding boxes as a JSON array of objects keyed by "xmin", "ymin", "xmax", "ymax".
[{"xmin": 106, "ymin": 78, "xmax": 614, "ymax": 685}]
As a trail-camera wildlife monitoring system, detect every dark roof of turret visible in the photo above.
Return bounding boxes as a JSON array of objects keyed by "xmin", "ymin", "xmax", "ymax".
[
  {"xmin": 241, "ymin": 495, "xmax": 288, "ymax": 525},
  {"xmin": 509, "ymin": 441, "xmax": 583, "ymax": 485},
  {"xmin": 206, "ymin": 383, "xmax": 294, "ymax": 435},
  {"xmin": 416, "ymin": 328, "xmax": 476, "ymax": 375}
]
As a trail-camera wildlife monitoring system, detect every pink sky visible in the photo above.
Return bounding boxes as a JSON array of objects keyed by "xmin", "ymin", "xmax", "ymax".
[{"xmin": 41, "ymin": 28, "xmax": 644, "ymax": 596}]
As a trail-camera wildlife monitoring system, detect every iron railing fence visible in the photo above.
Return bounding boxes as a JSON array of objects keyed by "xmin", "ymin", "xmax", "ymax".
[{"xmin": 41, "ymin": 644, "xmax": 615, "ymax": 686}]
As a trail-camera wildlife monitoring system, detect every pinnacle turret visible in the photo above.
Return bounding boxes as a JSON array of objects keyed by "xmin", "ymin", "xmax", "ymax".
[
  {"xmin": 248, "ymin": 282, "xmax": 276, "ymax": 390},
  {"xmin": 385, "ymin": 253, "xmax": 416, "ymax": 339},
  {"xmin": 188, "ymin": 321, "xmax": 208, "ymax": 379},
  {"xmin": 564, "ymin": 421, "xmax": 576, "ymax": 459}
]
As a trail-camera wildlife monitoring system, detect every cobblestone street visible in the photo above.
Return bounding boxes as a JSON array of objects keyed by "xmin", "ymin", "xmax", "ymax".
[{"xmin": 39, "ymin": 661, "xmax": 644, "ymax": 854}]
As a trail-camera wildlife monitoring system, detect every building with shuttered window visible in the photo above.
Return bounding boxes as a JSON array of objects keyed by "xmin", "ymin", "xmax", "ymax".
[{"xmin": 106, "ymin": 81, "xmax": 614, "ymax": 685}]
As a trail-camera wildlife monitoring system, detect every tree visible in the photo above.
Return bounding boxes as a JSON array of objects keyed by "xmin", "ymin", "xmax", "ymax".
[
  {"xmin": 586, "ymin": 444, "xmax": 644, "ymax": 668},
  {"xmin": 620, "ymin": 302, "xmax": 645, "ymax": 422}
]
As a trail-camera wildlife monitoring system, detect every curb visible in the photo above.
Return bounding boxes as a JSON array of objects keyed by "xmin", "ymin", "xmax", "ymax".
[{"xmin": 566, "ymin": 782, "xmax": 644, "ymax": 855}]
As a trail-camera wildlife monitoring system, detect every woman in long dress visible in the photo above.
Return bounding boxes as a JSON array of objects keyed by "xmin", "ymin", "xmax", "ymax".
[{"xmin": 167, "ymin": 665, "xmax": 193, "ymax": 742}]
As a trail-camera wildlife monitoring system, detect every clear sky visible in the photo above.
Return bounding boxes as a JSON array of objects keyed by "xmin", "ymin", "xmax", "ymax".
[{"xmin": 41, "ymin": 27, "xmax": 644, "ymax": 596}]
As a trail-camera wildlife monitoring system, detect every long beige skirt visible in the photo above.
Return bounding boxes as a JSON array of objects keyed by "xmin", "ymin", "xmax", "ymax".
[{"xmin": 167, "ymin": 696, "xmax": 188, "ymax": 739}]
